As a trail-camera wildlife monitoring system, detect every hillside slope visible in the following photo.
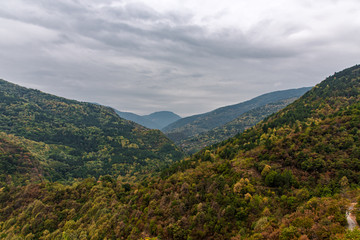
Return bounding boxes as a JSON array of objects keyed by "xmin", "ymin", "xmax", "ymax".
[
  {"xmin": 150, "ymin": 64, "xmax": 360, "ymax": 239},
  {"xmin": 0, "ymin": 132, "xmax": 43, "ymax": 187},
  {"xmin": 0, "ymin": 79, "xmax": 184, "ymax": 181},
  {"xmin": 180, "ymin": 98, "xmax": 297, "ymax": 154},
  {"xmin": 163, "ymin": 87, "xmax": 311, "ymax": 142}
]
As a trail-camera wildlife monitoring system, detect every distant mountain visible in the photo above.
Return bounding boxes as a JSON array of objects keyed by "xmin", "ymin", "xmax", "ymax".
[
  {"xmin": 179, "ymin": 98, "xmax": 297, "ymax": 154},
  {"xmin": 0, "ymin": 79, "xmax": 184, "ymax": 183},
  {"xmin": 163, "ymin": 87, "xmax": 312, "ymax": 143},
  {"xmin": 143, "ymin": 111, "xmax": 181, "ymax": 129},
  {"xmin": 114, "ymin": 110, "xmax": 160, "ymax": 129},
  {"xmin": 115, "ymin": 110, "xmax": 181, "ymax": 129}
]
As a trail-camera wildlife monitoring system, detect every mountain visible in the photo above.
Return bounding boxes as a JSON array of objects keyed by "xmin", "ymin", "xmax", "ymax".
[
  {"xmin": 179, "ymin": 98, "xmax": 297, "ymax": 154},
  {"xmin": 150, "ymin": 64, "xmax": 360, "ymax": 239},
  {"xmin": 163, "ymin": 87, "xmax": 312, "ymax": 143},
  {"xmin": 1, "ymin": 65, "xmax": 360, "ymax": 239},
  {"xmin": 115, "ymin": 110, "xmax": 181, "ymax": 129},
  {"xmin": 143, "ymin": 111, "xmax": 182, "ymax": 130},
  {"xmin": 114, "ymin": 110, "xmax": 161, "ymax": 129},
  {"xmin": 0, "ymin": 79, "xmax": 184, "ymax": 182}
]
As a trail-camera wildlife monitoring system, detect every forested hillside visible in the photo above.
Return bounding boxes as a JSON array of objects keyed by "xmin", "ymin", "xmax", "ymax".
[
  {"xmin": 0, "ymin": 132, "xmax": 42, "ymax": 187},
  {"xmin": 0, "ymin": 80, "xmax": 183, "ymax": 182},
  {"xmin": 1, "ymin": 65, "xmax": 360, "ymax": 239},
  {"xmin": 178, "ymin": 98, "xmax": 297, "ymax": 154},
  {"xmin": 164, "ymin": 87, "xmax": 311, "ymax": 144}
]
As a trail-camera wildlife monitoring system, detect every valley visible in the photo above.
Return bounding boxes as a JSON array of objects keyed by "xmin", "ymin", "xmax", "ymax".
[
  {"xmin": 0, "ymin": 65, "xmax": 360, "ymax": 239},
  {"xmin": 163, "ymin": 87, "xmax": 311, "ymax": 153}
]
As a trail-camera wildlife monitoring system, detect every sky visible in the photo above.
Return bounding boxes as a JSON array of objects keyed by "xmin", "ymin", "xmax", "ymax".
[{"xmin": 0, "ymin": 0, "xmax": 359, "ymax": 116}]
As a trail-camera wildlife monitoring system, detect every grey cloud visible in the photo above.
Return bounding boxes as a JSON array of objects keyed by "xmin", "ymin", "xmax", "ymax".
[
  {"xmin": 1, "ymin": 1, "xmax": 297, "ymax": 60},
  {"xmin": 0, "ymin": 0, "xmax": 359, "ymax": 116}
]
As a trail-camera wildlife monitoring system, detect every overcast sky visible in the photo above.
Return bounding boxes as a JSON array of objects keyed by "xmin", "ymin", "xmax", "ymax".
[{"xmin": 0, "ymin": 0, "xmax": 359, "ymax": 116}]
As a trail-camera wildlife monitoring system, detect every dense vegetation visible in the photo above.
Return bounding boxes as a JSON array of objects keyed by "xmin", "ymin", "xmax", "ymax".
[
  {"xmin": 0, "ymin": 132, "xmax": 42, "ymax": 187},
  {"xmin": 163, "ymin": 87, "xmax": 311, "ymax": 143},
  {"xmin": 178, "ymin": 98, "xmax": 297, "ymax": 154},
  {"xmin": 0, "ymin": 177, "xmax": 357, "ymax": 240},
  {"xmin": 0, "ymin": 80, "xmax": 183, "ymax": 183},
  {"xmin": 1, "ymin": 65, "xmax": 360, "ymax": 239}
]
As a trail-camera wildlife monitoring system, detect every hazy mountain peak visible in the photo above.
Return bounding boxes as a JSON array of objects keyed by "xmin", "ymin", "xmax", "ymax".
[
  {"xmin": 143, "ymin": 111, "xmax": 181, "ymax": 130},
  {"xmin": 115, "ymin": 110, "xmax": 181, "ymax": 130}
]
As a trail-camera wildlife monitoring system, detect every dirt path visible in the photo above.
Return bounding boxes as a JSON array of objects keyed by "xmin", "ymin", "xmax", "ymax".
[{"xmin": 346, "ymin": 203, "xmax": 359, "ymax": 230}]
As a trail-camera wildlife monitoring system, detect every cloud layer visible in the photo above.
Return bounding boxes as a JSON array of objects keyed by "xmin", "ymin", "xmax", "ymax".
[{"xmin": 0, "ymin": 0, "xmax": 359, "ymax": 116}]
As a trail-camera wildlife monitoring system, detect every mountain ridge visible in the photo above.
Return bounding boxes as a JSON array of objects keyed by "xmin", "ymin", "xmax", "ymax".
[
  {"xmin": 179, "ymin": 97, "xmax": 298, "ymax": 154},
  {"xmin": 164, "ymin": 87, "xmax": 312, "ymax": 144},
  {"xmin": 115, "ymin": 109, "xmax": 181, "ymax": 129},
  {"xmin": 0, "ymin": 79, "xmax": 184, "ymax": 183}
]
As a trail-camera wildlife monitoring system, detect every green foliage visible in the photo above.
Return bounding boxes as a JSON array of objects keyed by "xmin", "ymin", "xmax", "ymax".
[
  {"xmin": 0, "ymin": 132, "xmax": 43, "ymax": 187},
  {"xmin": 280, "ymin": 226, "xmax": 299, "ymax": 240},
  {"xmin": 345, "ymin": 228, "xmax": 360, "ymax": 239}
]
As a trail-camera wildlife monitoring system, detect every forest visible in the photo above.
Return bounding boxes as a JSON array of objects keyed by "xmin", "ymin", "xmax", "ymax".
[
  {"xmin": 1, "ymin": 65, "xmax": 360, "ymax": 239},
  {"xmin": 178, "ymin": 98, "xmax": 298, "ymax": 154}
]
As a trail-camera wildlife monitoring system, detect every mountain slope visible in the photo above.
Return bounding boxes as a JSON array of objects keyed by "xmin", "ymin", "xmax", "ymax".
[
  {"xmin": 126, "ymin": 65, "xmax": 360, "ymax": 239},
  {"xmin": 163, "ymin": 87, "xmax": 312, "ymax": 142},
  {"xmin": 0, "ymin": 132, "xmax": 43, "ymax": 187},
  {"xmin": 0, "ymin": 79, "xmax": 184, "ymax": 181},
  {"xmin": 179, "ymin": 98, "xmax": 297, "ymax": 154}
]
